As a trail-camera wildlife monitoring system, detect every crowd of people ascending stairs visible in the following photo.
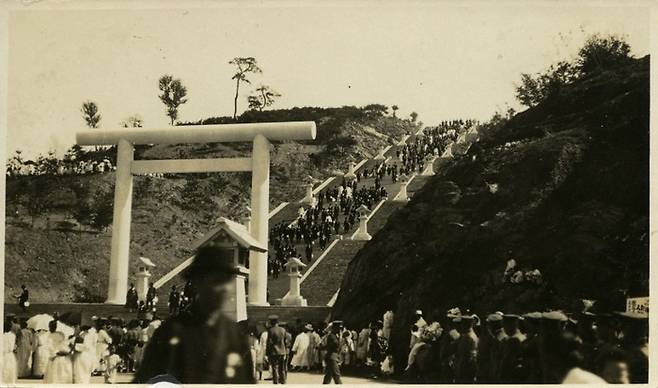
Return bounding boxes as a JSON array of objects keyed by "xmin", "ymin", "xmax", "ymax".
[{"xmin": 266, "ymin": 121, "xmax": 468, "ymax": 280}]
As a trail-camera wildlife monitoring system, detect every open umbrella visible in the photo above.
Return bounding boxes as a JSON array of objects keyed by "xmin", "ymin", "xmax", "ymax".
[
  {"xmin": 26, "ymin": 314, "xmax": 54, "ymax": 332},
  {"xmin": 26, "ymin": 313, "xmax": 75, "ymax": 337}
]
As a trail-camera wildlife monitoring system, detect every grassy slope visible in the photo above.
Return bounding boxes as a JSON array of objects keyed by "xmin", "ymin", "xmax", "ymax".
[
  {"xmin": 332, "ymin": 56, "xmax": 649, "ymax": 369},
  {"xmin": 5, "ymin": 112, "xmax": 419, "ymax": 302}
]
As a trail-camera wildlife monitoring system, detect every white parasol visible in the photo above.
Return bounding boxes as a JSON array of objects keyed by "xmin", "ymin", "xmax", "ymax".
[{"xmin": 26, "ymin": 314, "xmax": 75, "ymax": 337}]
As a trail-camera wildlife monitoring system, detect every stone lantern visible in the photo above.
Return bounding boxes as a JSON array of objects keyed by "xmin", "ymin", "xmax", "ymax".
[
  {"xmin": 352, "ymin": 205, "xmax": 372, "ymax": 241},
  {"xmin": 281, "ymin": 257, "xmax": 308, "ymax": 306},
  {"xmin": 193, "ymin": 217, "xmax": 267, "ymax": 321},
  {"xmin": 135, "ymin": 256, "xmax": 156, "ymax": 302},
  {"xmin": 374, "ymin": 147, "xmax": 386, "ymax": 160},
  {"xmin": 395, "ymin": 174, "xmax": 410, "ymax": 201},
  {"xmin": 397, "ymin": 135, "xmax": 407, "ymax": 146},
  {"xmin": 422, "ymin": 155, "xmax": 436, "ymax": 176},
  {"xmin": 345, "ymin": 162, "xmax": 357, "ymax": 182}
]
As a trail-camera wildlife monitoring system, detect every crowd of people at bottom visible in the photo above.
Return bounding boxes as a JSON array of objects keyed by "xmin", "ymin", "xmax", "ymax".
[
  {"xmin": 3, "ymin": 310, "xmax": 167, "ymax": 384},
  {"xmin": 398, "ymin": 306, "xmax": 648, "ymax": 384}
]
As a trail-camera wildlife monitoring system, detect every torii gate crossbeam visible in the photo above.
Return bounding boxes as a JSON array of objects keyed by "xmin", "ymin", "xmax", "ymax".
[{"xmin": 76, "ymin": 121, "xmax": 316, "ymax": 306}]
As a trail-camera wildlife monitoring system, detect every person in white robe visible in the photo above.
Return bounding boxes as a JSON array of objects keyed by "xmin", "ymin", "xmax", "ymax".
[
  {"xmin": 382, "ymin": 310, "xmax": 394, "ymax": 340},
  {"xmin": 340, "ymin": 330, "xmax": 355, "ymax": 367},
  {"xmin": 3, "ymin": 326, "xmax": 18, "ymax": 384},
  {"xmin": 71, "ymin": 336, "xmax": 92, "ymax": 384},
  {"xmin": 290, "ymin": 324, "xmax": 312, "ymax": 370},
  {"xmin": 95, "ymin": 324, "xmax": 113, "ymax": 373},
  {"xmin": 133, "ymin": 321, "xmax": 150, "ymax": 372},
  {"xmin": 82, "ymin": 326, "xmax": 97, "ymax": 375},
  {"xmin": 44, "ymin": 322, "xmax": 72, "ymax": 384},
  {"xmin": 104, "ymin": 346, "xmax": 122, "ymax": 384},
  {"xmin": 16, "ymin": 324, "xmax": 34, "ymax": 378},
  {"xmin": 32, "ymin": 330, "xmax": 51, "ymax": 378},
  {"xmin": 307, "ymin": 328, "xmax": 322, "ymax": 370},
  {"xmin": 257, "ymin": 325, "xmax": 270, "ymax": 380},
  {"xmin": 355, "ymin": 327, "xmax": 371, "ymax": 367}
]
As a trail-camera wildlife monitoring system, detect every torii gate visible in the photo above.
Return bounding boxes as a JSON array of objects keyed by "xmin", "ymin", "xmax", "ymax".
[{"xmin": 76, "ymin": 122, "xmax": 316, "ymax": 306}]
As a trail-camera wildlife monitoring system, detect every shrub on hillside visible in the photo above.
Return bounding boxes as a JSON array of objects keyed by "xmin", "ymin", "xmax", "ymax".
[
  {"xmin": 72, "ymin": 283, "xmax": 105, "ymax": 303},
  {"xmin": 515, "ymin": 33, "xmax": 632, "ymax": 108},
  {"xmin": 577, "ymin": 33, "xmax": 632, "ymax": 75}
]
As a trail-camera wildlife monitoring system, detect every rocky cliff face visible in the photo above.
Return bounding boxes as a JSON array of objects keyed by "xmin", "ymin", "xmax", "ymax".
[{"xmin": 332, "ymin": 56, "xmax": 649, "ymax": 369}]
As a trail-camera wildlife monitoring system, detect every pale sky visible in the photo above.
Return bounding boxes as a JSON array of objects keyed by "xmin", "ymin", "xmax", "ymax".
[{"xmin": 6, "ymin": 2, "xmax": 650, "ymax": 159}]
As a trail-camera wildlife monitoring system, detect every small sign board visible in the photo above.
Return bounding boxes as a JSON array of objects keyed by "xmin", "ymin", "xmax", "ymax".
[{"xmin": 626, "ymin": 297, "xmax": 649, "ymax": 316}]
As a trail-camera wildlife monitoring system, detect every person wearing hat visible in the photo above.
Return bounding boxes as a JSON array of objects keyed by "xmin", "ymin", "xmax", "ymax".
[
  {"xmin": 438, "ymin": 311, "xmax": 461, "ymax": 383},
  {"xmin": 477, "ymin": 313, "xmax": 506, "ymax": 383},
  {"xmin": 134, "ymin": 244, "xmax": 254, "ymax": 384},
  {"xmin": 520, "ymin": 312, "xmax": 542, "ymax": 383},
  {"xmin": 291, "ymin": 324, "xmax": 312, "ymax": 371},
  {"xmin": 321, "ymin": 320, "xmax": 343, "ymax": 384},
  {"xmin": 266, "ymin": 314, "xmax": 288, "ymax": 384},
  {"xmin": 498, "ymin": 314, "xmax": 527, "ymax": 383},
  {"xmin": 454, "ymin": 313, "xmax": 479, "ymax": 383}
]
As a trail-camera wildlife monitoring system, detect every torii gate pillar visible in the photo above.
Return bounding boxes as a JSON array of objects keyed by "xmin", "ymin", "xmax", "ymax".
[
  {"xmin": 248, "ymin": 134, "xmax": 270, "ymax": 305},
  {"xmin": 107, "ymin": 139, "xmax": 134, "ymax": 304}
]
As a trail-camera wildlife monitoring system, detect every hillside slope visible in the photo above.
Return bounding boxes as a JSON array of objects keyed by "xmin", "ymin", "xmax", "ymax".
[
  {"xmin": 332, "ymin": 56, "xmax": 649, "ymax": 369},
  {"xmin": 5, "ymin": 108, "xmax": 419, "ymax": 302}
]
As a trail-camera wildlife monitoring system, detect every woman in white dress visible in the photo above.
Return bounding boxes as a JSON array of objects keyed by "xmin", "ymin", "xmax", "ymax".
[
  {"xmin": 16, "ymin": 322, "xmax": 34, "ymax": 378},
  {"xmin": 32, "ymin": 329, "xmax": 51, "ymax": 378},
  {"xmin": 95, "ymin": 322, "xmax": 112, "ymax": 374},
  {"xmin": 71, "ymin": 336, "xmax": 92, "ymax": 384},
  {"xmin": 81, "ymin": 326, "xmax": 97, "ymax": 376},
  {"xmin": 290, "ymin": 325, "xmax": 311, "ymax": 370},
  {"xmin": 44, "ymin": 320, "xmax": 72, "ymax": 384},
  {"xmin": 3, "ymin": 323, "xmax": 18, "ymax": 384}
]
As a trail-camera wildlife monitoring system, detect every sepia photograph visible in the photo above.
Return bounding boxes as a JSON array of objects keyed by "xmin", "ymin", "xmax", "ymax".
[{"xmin": 0, "ymin": 0, "xmax": 652, "ymax": 385}]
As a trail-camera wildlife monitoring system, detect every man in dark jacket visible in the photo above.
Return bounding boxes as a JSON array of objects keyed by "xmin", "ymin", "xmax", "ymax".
[
  {"xmin": 168, "ymin": 285, "xmax": 180, "ymax": 316},
  {"xmin": 267, "ymin": 315, "xmax": 288, "ymax": 384},
  {"xmin": 322, "ymin": 320, "xmax": 343, "ymax": 384},
  {"xmin": 146, "ymin": 283, "xmax": 157, "ymax": 310},
  {"xmin": 134, "ymin": 245, "xmax": 254, "ymax": 384},
  {"xmin": 17, "ymin": 285, "xmax": 29, "ymax": 312}
]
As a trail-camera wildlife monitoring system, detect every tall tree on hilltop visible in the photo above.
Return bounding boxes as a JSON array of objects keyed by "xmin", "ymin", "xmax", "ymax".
[
  {"xmin": 229, "ymin": 57, "xmax": 262, "ymax": 120},
  {"xmin": 247, "ymin": 85, "xmax": 281, "ymax": 112},
  {"xmin": 81, "ymin": 101, "xmax": 101, "ymax": 128},
  {"xmin": 158, "ymin": 75, "xmax": 188, "ymax": 125},
  {"xmin": 391, "ymin": 105, "xmax": 399, "ymax": 118},
  {"xmin": 410, "ymin": 112, "xmax": 418, "ymax": 122}
]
